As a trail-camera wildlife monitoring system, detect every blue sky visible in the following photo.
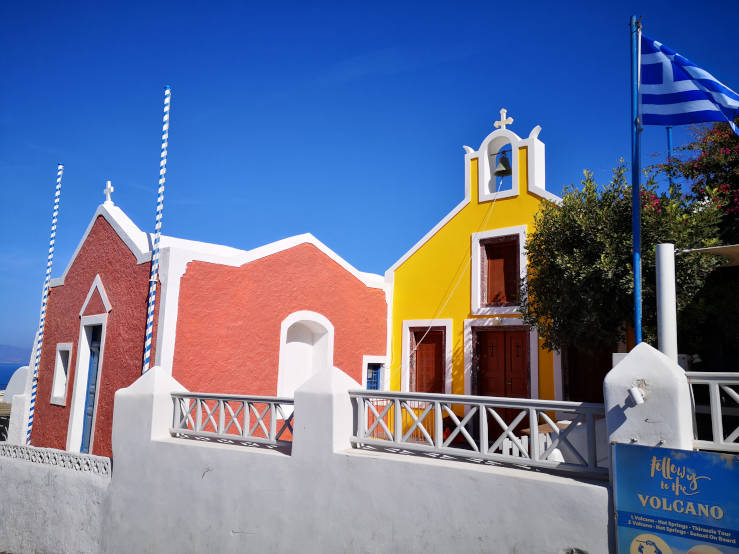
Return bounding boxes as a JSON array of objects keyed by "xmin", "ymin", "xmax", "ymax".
[{"xmin": 1, "ymin": 1, "xmax": 737, "ymax": 350}]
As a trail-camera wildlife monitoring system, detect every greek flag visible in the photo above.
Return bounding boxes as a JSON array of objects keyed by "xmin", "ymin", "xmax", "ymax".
[{"xmin": 640, "ymin": 34, "xmax": 738, "ymax": 134}]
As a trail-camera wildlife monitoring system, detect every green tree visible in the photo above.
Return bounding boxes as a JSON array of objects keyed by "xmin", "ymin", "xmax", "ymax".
[
  {"xmin": 520, "ymin": 163, "xmax": 722, "ymax": 355},
  {"xmin": 658, "ymin": 121, "xmax": 739, "ymax": 369}
]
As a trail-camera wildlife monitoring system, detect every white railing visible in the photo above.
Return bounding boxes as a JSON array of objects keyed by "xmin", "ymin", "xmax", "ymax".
[
  {"xmin": 0, "ymin": 443, "xmax": 111, "ymax": 476},
  {"xmin": 171, "ymin": 392, "xmax": 294, "ymax": 448},
  {"xmin": 350, "ymin": 391, "xmax": 607, "ymax": 477},
  {"xmin": 686, "ymin": 372, "xmax": 739, "ymax": 453}
]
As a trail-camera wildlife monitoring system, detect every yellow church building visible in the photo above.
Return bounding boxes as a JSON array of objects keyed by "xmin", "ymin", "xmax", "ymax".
[{"xmin": 384, "ymin": 110, "xmax": 563, "ymax": 402}]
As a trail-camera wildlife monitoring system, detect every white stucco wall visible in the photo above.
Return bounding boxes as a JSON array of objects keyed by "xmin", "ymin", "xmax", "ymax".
[
  {"xmin": 0, "ymin": 449, "xmax": 108, "ymax": 553},
  {"xmin": 0, "ymin": 366, "xmax": 612, "ymax": 554}
]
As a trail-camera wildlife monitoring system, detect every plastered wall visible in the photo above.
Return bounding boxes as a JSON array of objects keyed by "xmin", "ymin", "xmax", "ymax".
[
  {"xmin": 0, "ymin": 366, "xmax": 611, "ymax": 554},
  {"xmin": 172, "ymin": 243, "xmax": 387, "ymax": 394},
  {"xmin": 31, "ymin": 216, "xmax": 158, "ymax": 457}
]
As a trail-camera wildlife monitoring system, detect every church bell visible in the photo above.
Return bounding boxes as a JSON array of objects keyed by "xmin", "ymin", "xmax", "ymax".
[{"xmin": 493, "ymin": 152, "xmax": 512, "ymax": 177}]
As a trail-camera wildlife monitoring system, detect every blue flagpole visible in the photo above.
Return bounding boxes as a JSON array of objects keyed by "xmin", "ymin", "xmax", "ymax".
[
  {"xmin": 666, "ymin": 126, "xmax": 673, "ymax": 188},
  {"xmin": 630, "ymin": 15, "xmax": 643, "ymax": 345}
]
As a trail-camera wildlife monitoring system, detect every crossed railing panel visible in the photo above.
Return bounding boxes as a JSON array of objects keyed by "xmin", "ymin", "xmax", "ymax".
[
  {"xmin": 171, "ymin": 392, "xmax": 294, "ymax": 447},
  {"xmin": 686, "ymin": 372, "xmax": 739, "ymax": 453},
  {"xmin": 352, "ymin": 391, "xmax": 607, "ymax": 477}
]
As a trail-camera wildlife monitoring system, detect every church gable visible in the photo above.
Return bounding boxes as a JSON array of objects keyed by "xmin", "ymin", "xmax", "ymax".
[{"xmin": 50, "ymin": 203, "xmax": 150, "ymax": 289}]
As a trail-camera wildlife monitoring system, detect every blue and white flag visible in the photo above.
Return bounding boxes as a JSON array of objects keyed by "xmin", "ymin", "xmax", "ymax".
[{"xmin": 640, "ymin": 34, "xmax": 738, "ymax": 134}]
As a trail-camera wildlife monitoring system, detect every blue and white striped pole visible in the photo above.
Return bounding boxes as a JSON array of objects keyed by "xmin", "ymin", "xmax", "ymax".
[
  {"xmin": 26, "ymin": 163, "xmax": 64, "ymax": 444},
  {"xmin": 142, "ymin": 86, "xmax": 171, "ymax": 373}
]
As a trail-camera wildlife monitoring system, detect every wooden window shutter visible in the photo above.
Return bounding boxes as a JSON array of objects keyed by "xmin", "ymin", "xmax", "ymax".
[
  {"xmin": 487, "ymin": 256, "xmax": 506, "ymax": 303},
  {"xmin": 484, "ymin": 238, "xmax": 519, "ymax": 305}
]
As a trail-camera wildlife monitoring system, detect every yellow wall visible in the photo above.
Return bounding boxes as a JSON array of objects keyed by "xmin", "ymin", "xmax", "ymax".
[{"xmin": 389, "ymin": 147, "xmax": 556, "ymax": 399}]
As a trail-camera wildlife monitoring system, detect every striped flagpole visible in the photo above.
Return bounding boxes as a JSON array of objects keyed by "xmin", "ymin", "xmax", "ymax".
[
  {"xmin": 26, "ymin": 163, "xmax": 64, "ymax": 444},
  {"xmin": 142, "ymin": 86, "xmax": 171, "ymax": 373}
]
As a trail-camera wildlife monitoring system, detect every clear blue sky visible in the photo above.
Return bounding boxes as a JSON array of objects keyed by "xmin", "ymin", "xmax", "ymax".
[{"xmin": 1, "ymin": 1, "xmax": 737, "ymax": 350}]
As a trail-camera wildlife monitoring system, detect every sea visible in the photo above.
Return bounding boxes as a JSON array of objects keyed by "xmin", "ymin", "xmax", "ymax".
[{"xmin": 0, "ymin": 362, "xmax": 25, "ymax": 390}]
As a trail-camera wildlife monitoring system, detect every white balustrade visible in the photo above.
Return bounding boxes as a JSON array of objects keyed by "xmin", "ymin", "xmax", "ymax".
[
  {"xmin": 686, "ymin": 372, "xmax": 739, "ymax": 453},
  {"xmin": 171, "ymin": 392, "xmax": 294, "ymax": 447},
  {"xmin": 0, "ymin": 443, "xmax": 111, "ymax": 476},
  {"xmin": 350, "ymin": 390, "xmax": 607, "ymax": 477}
]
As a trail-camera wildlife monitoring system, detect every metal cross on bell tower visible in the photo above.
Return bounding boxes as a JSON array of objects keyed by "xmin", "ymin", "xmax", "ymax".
[{"xmin": 494, "ymin": 108, "xmax": 514, "ymax": 130}]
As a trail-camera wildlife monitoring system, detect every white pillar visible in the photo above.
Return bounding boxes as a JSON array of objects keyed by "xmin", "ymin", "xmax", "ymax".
[
  {"xmin": 292, "ymin": 365, "xmax": 359, "ymax": 461},
  {"xmin": 603, "ymin": 343, "xmax": 693, "ymax": 450},
  {"xmin": 656, "ymin": 243, "xmax": 678, "ymax": 363}
]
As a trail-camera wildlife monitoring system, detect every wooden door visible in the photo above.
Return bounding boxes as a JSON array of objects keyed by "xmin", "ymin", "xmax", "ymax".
[
  {"xmin": 477, "ymin": 330, "xmax": 506, "ymax": 397},
  {"xmin": 413, "ymin": 330, "xmax": 444, "ymax": 393},
  {"xmin": 476, "ymin": 329, "xmax": 529, "ymax": 427},
  {"xmin": 505, "ymin": 331, "xmax": 529, "ymax": 399}
]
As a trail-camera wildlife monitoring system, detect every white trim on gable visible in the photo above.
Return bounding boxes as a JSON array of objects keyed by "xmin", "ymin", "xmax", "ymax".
[
  {"xmin": 386, "ymin": 151, "xmax": 473, "ymax": 276},
  {"xmin": 79, "ymin": 275, "xmax": 112, "ymax": 316},
  {"xmin": 50, "ymin": 203, "xmax": 385, "ymax": 291},
  {"xmin": 46, "ymin": 202, "xmax": 387, "ymax": 378},
  {"xmin": 161, "ymin": 233, "xmax": 385, "ymax": 290},
  {"xmin": 51, "ymin": 204, "xmax": 150, "ymax": 288},
  {"xmin": 154, "ymin": 236, "xmax": 387, "ymax": 374},
  {"xmin": 387, "ymin": 124, "xmax": 560, "ymax": 277}
]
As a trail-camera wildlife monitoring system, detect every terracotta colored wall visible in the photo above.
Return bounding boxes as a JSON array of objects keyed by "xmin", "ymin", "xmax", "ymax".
[
  {"xmin": 172, "ymin": 243, "xmax": 386, "ymax": 394},
  {"xmin": 31, "ymin": 216, "xmax": 158, "ymax": 457}
]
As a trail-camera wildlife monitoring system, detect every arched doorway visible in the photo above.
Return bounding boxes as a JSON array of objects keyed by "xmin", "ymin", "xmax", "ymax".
[{"xmin": 276, "ymin": 311, "xmax": 334, "ymax": 399}]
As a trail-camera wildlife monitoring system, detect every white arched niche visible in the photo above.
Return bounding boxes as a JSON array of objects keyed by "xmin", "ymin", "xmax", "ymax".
[
  {"xmin": 276, "ymin": 311, "xmax": 335, "ymax": 400},
  {"xmin": 478, "ymin": 128, "xmax": 520, "ymax": 202}
]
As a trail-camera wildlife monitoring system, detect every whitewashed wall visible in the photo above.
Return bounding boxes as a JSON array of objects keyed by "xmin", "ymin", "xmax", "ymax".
[
  {"xmin": 0, "ymin": 447, "xmax": 109, "ymax": 553},
  {"xmin": 0, "ymin": 366, "xmax": 612, "ymax": 554}
]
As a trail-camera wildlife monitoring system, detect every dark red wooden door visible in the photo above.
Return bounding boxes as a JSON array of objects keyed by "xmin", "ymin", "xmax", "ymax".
[
  {"xmin": 505, "ymin": 331, "xmax": 529, "ymax": 399},
  {"xmin": 414, "ymin": 330, "xmax": 444, "ymax": 393},
  {"xmin": 477, "ymin": 329, "xmax": 529, "ymax": 426},
  {"xmin": 477, "ymin": 330, "xmax": 506, "ymax": 397}
]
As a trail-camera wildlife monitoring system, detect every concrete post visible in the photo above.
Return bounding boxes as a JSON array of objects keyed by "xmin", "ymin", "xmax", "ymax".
[
  {"xmin": 111, "ymin": 366, "xmax": 187, "ymax": 461},
  {"xmin": 292, "ymin": 365, "xmax": 359, "ymax": 460},
  {"xmin": 656, "ymin": 243, "xmax": 678, "ymax": 363},
  {"xmin": 604, "ymin": 343, "xmax": 693, "ymax": 450}
]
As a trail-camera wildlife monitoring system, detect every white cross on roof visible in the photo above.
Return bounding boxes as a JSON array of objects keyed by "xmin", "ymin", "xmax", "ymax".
[
  {"xmin": 494, "ymin": 108, "xmax": 514, "ymax": 130},
  {"xmin": 104, "ymin": 180, "xmax": 114, "ymax": 205}
]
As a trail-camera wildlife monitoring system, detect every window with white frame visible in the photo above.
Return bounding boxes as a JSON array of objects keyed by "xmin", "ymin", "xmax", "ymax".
[
  {"xmin": 366, "ymin": 363, "xmax": 382, "ymax": 390},
  {"xmin": 50, "ymin": 343, "xmax": 72, "ymax": 406},
  {"xmin": 481, "ymin": 235, "xmax": 519, "ymax": 306},
  {"xmin": 362, "ymin": 355, "xmax": 387, "ymax": 391},
  {"xmin": 471, "ymin": 226, "xmax": 526, "ymax": 315}
]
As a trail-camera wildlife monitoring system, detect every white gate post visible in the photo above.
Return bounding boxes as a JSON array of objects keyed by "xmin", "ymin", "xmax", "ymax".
[
  {"xmin": 604, "ymin": 343, "xmax": 693, "ymax": 450},
  {"xmin": 292, "ymin": 365, "xmax": 359, "ymax": 460}
]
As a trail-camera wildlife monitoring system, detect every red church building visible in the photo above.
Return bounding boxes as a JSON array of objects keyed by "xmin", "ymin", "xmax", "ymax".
[{"xmin": 29, "ymin": 196, "xmax": 387, "ymax": 457}]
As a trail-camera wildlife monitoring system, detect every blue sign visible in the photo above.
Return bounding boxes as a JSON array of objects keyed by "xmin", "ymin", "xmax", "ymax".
[{"xmin": 613, "ymin": 443, "xmax": 739, "ymax": 554}]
